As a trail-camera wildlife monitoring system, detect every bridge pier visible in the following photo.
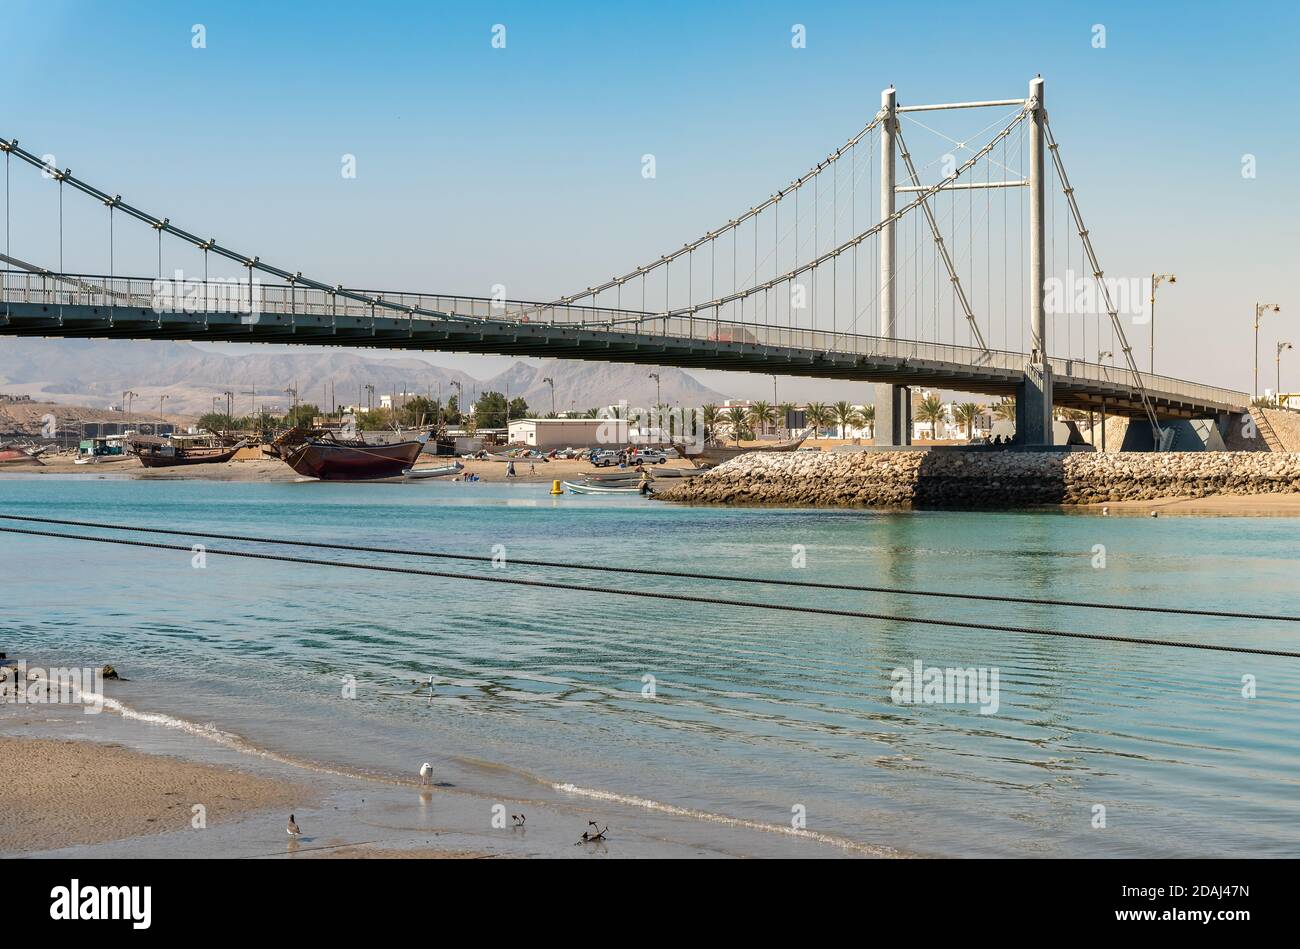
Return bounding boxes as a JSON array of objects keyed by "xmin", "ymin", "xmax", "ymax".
[
  {"xmin": 874, "ymin": 384, "xmax": 911, "ymax": 446},
  {"xmin": 1016, "ymin": 365, "xmax": 1053, "ymax": 446}
]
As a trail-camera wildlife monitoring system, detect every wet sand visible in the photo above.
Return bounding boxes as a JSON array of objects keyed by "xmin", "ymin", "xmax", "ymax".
[
  {"xmin": 1079, "ymin": 492, "xmax": 1300, "ymax": 516},
  {"xmin": 0, "ymin": 736, "xmax": 306, "ymax": 852}
]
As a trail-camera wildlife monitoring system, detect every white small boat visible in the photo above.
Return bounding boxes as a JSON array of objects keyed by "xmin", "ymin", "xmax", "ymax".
[
  {"xmin": 562, "ymin": 479, "xmax": 652, "ymax": 496},
  {"xmin": 74, "ymin": 453, "xmax": 135, "ymax": 465},
  {"xmin": 402, "ymin": 462, "xmax": 465, "ymax": 479}
]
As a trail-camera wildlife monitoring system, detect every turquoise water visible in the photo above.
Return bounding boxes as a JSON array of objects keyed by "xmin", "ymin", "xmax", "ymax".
[{"xmin": 2, "ymin": 476, "xmax": 1298, "ymax": 857}]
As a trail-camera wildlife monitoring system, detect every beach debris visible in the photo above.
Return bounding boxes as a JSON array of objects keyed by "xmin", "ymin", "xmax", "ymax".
[
  {"xmin": 287, "ymin": 814, "xmax": 303, "ymax": 837},
  {"xmin": 511, "ymin": 812, "xmax": 526, "ymax": 827},
  {"xmin": 101, "ymin": 665, "xmax": 121, "ymax": 680},
  {"xmin": 579, "ymin": 821, "xmax": 608, "ymax": 842},
  {"xmin": 419, "ymin": 762, "xmax": 433, "ymax": 785},
  {"xmin": 1150, "ymin": 511, "xmax": 1159, "ymax": 518}
]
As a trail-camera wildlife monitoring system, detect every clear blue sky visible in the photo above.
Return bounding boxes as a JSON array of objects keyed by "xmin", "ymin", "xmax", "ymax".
[{"xmin": 3, "ymin": 0, "xmax": 1297, "ymax": 394}]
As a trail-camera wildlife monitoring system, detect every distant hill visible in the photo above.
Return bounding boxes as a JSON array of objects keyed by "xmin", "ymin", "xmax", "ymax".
[{"xmin": 0, "ymin": 338, "xmax": 728, "ymax": 417}]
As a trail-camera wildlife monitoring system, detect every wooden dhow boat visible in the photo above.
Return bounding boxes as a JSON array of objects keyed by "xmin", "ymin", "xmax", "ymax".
[
  {"xmin": 128, "ymin": 435, "xmax": 248, "ymax": 468},
  {"xmin": 270, "ymin": 428, "xmax": 428, "ymax": 480}
]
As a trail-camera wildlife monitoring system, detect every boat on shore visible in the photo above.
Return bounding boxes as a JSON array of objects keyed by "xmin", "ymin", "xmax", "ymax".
[
  {"xmin": 128, "ymin": 435, "xmax": 248, "ymax": 468},
  {"xmin": 402, "ymin": 462, "xmax": 464, "ymax": 479},
  {"xmin": 563, "ymin": 479, "xmax": 653, "ymax": 495},
  {"xmin": 270, "ymin": 428, "xmax": 427, "ymax": 480}
]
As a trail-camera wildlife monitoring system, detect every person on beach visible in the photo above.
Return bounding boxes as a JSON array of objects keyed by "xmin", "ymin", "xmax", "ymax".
[{"xmin": 506, "ymin": 460, "xmax": 516, "ymax": 478}]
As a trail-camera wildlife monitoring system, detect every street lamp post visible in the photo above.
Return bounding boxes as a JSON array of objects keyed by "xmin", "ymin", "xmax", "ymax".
[
  {"xmin": 542, "ymin": 376, "xmax": 555, "ymax": 416},
  {"xmin": 648, "ymin": 372, "xmax": 661, "ymax": 407},
  {"xmin": 1254, "ymin": 303, "xmax": 1282, "ymax": 400},
  {"xmin": 1277, "ymin": 341, "xmax": 1293, "ymax": 407},
  {"xmin": 1148, "ymin": 273, "xmax": 1175, "ymax": 374}
]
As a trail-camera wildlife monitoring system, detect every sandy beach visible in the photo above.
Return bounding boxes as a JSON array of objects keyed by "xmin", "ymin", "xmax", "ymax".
[
  {"xmin": 1079, "ymin": 492, "xmax": 1300, "ymax": 516},
  {"xmin": 0, "ymin": 736, "xmax": 306, "ymax": 852},
  {"xmin": 7, "ymin": 455, "xmax": 701, "ymax": 483}
]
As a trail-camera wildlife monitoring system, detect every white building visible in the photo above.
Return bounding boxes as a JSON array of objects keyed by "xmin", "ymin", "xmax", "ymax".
[{"xmin": 507, "ymin": 417, "xmax": 630, "ymax": 450}]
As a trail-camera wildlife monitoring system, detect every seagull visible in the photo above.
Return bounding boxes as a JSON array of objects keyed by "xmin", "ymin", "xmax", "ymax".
[
  {"xmin": 287, "ymin": 814, "xmax": 302, "ymax": 837},
  {"xmin": 419, "ymin": 762, "xmax": 433, "ymax": 785},
  {"xmin": 580, "ymin": 820, "xmax": 608, "ymax": 842},
  {"xmin": 511, "ymin": 813, "xmax": 526, "ymax": 827}
]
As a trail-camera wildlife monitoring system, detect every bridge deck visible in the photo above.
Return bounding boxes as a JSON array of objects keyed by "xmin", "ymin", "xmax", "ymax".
[{"xmin": 0, "ymin": 272, "xmax": 1247, "ymax": 419}]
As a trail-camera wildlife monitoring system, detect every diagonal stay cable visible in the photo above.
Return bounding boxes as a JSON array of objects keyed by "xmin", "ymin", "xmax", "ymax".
[
  {"xmin": 2, "ymin": 525, "xmax": 1298, "ymax": 659},
  {"xmin": 0, "ymin": 513, "xmax": 1295, "ymax": 625}
]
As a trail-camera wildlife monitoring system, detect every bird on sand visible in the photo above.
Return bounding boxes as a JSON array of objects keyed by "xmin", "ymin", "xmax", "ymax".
[
  {"xmin": 287, "ymin": 815, "xmax": 302, "ymax": 837},
  {"xmin": 419, "ymin": 762, "xmax": 433, "ymax": 785}
]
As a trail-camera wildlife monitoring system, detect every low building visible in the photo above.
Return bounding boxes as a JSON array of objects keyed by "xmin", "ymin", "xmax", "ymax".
[{"xmin": 507, "ymin": 417, "xmax": 629, "ymax": 450}]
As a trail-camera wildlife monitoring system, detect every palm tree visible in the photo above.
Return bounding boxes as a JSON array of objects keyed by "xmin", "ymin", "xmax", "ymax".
[
  {"xmin": 858, "ymin": 403, "xmax": 876, "ymax": 440},
  {"xmin": 777, "ymin": 401, "xmax": 797, "ymax": 438},
  {"xmin": 993, "ymin": 399, "xmax": 1016, "ymax": 422},
  {"xmin": 747, "ymin": 400, "xmax": 776, "ymax": 437},
  {"xmin": 832, "ymin": 400, "xmax": 861, "ymax": 439},
  {"xmin": 804, "ymin": 402, "xmax": 831, "ymax": 440},
  {"xmin": 952, "ymin": 402, "xmax": 980, "ymax": 440},
  {"xmin": 701, "ymin": 403, "xmax": 721, "ymax": 444},
  {"xmin": 916, "ymin": 395, "xmax": 947, "ymax": 440},
  {"xmin": 723, "ymin": 405, "xmax": 751, "ymax": 445}
]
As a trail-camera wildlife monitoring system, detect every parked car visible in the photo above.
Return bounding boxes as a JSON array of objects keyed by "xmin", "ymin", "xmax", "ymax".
[
  {"xmin": 589, "ymin": 449, "xmax": 622, "ymax": 467},
  {"xmin": 621, "ymin": 448, "xmax": 669, "ymax": 465}
]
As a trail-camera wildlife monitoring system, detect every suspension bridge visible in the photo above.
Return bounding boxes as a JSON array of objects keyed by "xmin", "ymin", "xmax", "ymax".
[{"xmin": 0, "ymin": 77, "xmax": 1248, "ymax": 446}]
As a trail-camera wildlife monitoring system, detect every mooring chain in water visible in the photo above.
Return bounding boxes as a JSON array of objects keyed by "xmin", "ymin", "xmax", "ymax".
[
  {"xmin": 0, "ymin": 513, "xmax": 1296, "ymax": 625},
  {"xmin": 2, "ymin": 525, "xmax": 1298, "ymax": 659}
]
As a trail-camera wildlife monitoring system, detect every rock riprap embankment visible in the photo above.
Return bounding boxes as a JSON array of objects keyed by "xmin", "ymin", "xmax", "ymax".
[{"xmin": 652, "ymin": 450, "xmax": 1300, "ymax": 507}]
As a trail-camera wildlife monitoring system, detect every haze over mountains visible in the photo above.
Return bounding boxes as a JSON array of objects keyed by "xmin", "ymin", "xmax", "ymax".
[{"xmin": 0, "ymin": 338, "xmax": 728, "ymax": 417}]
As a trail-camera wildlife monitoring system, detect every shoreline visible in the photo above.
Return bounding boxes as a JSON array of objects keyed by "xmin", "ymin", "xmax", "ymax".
[
  {"xmin": 0, "ymin": 661, "xmax": 890, "ymax": 859},
  {"xmin": 2, "ymin": 456, "xmax": 700, "ymax": 484}
]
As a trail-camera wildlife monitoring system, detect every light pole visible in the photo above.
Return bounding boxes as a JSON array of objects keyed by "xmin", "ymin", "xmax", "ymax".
[
  {"xmin": 542, "ymin": 376, "xmax": 555, "ymax": 416},
  {"xmin": 449, "ymin": 380, "xmax": 462, "ymax": 422},
  {"xmin": 1277, "ymin": 341, "xmax": 1293, "ymax": 406},
  {"xmin": 648, "ymin": 371, "xmax": 661, "ymax": 407},
  {"xmin": 1148, "ymin": 273, "xmax": 1175, "ymax": 374},
  {"xmin": 124, "ymin": 390, "xmax": 138, "ymax": 430},
  {"xmin": 1254, "ymin": 303, "xmax": 1281, "ymax": 400}
]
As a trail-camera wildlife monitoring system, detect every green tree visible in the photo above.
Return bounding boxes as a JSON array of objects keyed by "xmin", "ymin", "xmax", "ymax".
[
  {"xmin": 507, "ymin": 397, "xmax": 529, "ymax": 421},
  {"xmin": 398, "ymin": 396, "xmax": 439, "ymax": 428},
  {"xmin": 832, "ymin": 400, "xmax": 861, "ymax": 439},
  {"xmin": 701, "ymin": 403, "xmax": 721, "ymax": 443},
  {"xmin": 474, "ymin": 391, "xmax": 508, "ymax": 428},
  {"xmin": 286, "ymin": 403, "xmax": 321, "ymax": 429},
  {"xmin": 993, "ymin": 399, "xmax": 1016, "ymax": 422},
  {"xmin": 858, "ymin": 404, "xmax": 876, "ymax": 439},
  {"xmin": 804, "ymin": 402, "xmax": 831, "ymax": 440},
  {"xmin": 723, "ymin": 405, "xmax": 752, "ymax": 445},
  {"xmin": 747, "ymin": 400, "xmax": 776, "ymax": 436},
  {"xmin": 916, "ymin": 395, "xmax": 947, "ymax": 440},
  {"xmin": 444, "ymin": 395, "xmax": 462, "ymax": 425},
  {"xmin": 952, "ymin": 402, "xmax": 981, "ymax": 440},
  {"xmin": 197, "ymin": 412, "xmax": 236, "ymax": 432}
]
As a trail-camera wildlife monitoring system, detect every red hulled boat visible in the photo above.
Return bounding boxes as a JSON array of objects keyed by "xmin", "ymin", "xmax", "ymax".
[{"xmin": 272, "ymin": 429, "xmax": 427, "ymax": 480}]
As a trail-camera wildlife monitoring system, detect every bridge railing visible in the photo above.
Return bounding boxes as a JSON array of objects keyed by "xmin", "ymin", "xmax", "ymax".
[{"xmin": 1, "ymin": 270, "xmax": 1248, "ymax": 408}]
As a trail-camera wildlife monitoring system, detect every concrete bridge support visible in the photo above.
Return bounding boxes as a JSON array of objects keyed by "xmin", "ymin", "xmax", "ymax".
[{"xmin": 874, "ymin": 383, "xmax": 911, "ymax": 446}]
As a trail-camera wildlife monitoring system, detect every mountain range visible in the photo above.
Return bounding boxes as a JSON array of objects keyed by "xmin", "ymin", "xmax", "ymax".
[{"xmin": 0, "ymin": 338, "xmax": 729, "ymax": 417}]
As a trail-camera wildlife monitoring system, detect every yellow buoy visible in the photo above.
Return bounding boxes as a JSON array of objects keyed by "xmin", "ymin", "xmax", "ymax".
[{"xmin": 550, "ymin": 479, "xmax": 563, "ymax": 495}]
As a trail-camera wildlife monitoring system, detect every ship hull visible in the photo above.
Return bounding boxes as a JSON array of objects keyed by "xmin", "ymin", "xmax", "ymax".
[{"xmin": 283, "ymin": 439, "xmax": 424, "ymax": 480}]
